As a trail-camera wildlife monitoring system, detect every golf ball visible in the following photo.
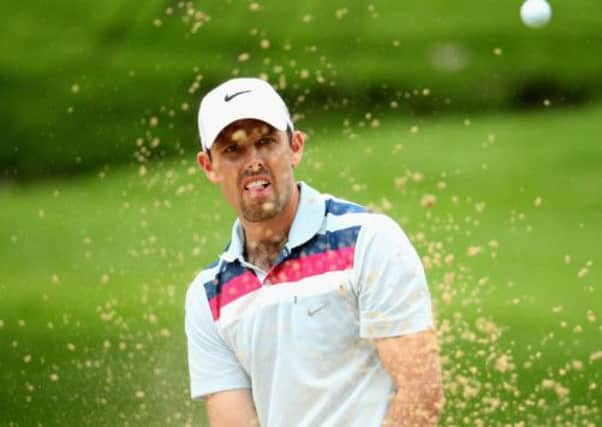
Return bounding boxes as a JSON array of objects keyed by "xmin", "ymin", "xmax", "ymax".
[{"xmin": 520, "ymin": 0, "xmax": 552, "ymax": 28}]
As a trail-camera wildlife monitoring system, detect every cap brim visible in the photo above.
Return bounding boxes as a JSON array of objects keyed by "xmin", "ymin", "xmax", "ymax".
[{"xmin": 203, "ymin": 113, "xmax": 290, "ymax": 151}]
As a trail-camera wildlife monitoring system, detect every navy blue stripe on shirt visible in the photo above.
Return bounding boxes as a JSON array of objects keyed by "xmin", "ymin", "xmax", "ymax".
[
  {"xmin": 324, "ymin": 198, "xmax": 367, "ymax": 216},
  {"xmin": 203, "ymin": 261, "xmax": 246, "ymax": 301},
  {"xmin": 287, "ymin": 226, "xmax": 361, "ymax": 262}
]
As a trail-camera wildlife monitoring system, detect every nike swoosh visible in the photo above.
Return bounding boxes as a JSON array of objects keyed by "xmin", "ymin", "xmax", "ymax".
[
  {"xmin": 307, "ymin": 301, "xmax": 330, "ymax": 317},
  {"xmin": 224, "ymin": 90, "xmax": 252, "ymax": 102}
]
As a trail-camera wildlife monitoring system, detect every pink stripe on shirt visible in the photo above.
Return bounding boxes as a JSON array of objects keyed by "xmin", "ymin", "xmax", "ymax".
[
  {"xmin": 209, "ymin": 271, "xmax": 261, "ymax": 320},
  {"xmin": 269, "ymin": 246, "xmax": 355, "ymax": 285},
  {"xmin": 209, "ymin": 246, "xmax": 355, "ymax": 320}
]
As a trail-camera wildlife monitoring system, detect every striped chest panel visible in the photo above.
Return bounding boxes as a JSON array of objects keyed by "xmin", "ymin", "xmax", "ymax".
[{"xmin": 202, "ymin": 198, "xmax": 367, "ymax": 323}]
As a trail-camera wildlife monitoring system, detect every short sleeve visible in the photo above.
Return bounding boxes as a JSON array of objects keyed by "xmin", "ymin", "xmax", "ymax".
[
  {"xmin": 185, "ymin": 279, "xmax": 251, "ymax": 399},
  {"xmin": 352, "ymin": 214, "xmax": 433, "ymax": 339}
]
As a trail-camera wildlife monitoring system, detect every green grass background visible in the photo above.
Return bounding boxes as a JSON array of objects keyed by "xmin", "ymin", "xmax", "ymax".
[{"xmin": 2, "ymin": 103, "xmax": 601, "ymax": 425}]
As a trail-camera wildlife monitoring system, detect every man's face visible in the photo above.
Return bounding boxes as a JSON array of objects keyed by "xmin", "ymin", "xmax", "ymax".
[{"xmin": 197, "ymin": 119, "xmax": 304, "ymax": 223}]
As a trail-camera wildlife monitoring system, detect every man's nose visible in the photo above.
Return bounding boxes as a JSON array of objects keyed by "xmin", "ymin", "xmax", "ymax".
[
  {"xmin": 246, "ymin": 161, "xmax": 264, "ymax": 174},
  {"xmin": 245, "ymin": 146, "xmax": 266, "ymax": 172}
]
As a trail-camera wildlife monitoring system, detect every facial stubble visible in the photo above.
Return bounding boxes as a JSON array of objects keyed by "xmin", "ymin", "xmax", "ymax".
[{"xmin": 240, "ymin": 181, "xmax": 291, "ymax": 223}]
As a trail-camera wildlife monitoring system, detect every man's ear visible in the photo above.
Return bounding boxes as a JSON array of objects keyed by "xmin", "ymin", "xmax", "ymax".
[
  {"xmin": 290, "ymin": 130, "xmax": 305, "ymax": 168},
  {"xmin": 197, "ymin": 151, "xmax": 219, "ymax": 183}
]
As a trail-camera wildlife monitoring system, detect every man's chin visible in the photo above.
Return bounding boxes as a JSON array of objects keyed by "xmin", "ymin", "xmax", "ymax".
[
  {"xmin": 242, "ymin": 210, "xmax": 278, "ymax": 223},
  {"xmin": 241, "ymin": 201, "xmax": 279, "ymax": 223}
]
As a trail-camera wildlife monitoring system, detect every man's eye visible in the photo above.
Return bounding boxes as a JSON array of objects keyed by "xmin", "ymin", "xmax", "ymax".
[
  {"xmin": 259, "ymin": 138, "xmax": 273, "ymax": 146},
  {"xmin": 224, "ymin": 144, "xmax": 239, "ymax": 153}
]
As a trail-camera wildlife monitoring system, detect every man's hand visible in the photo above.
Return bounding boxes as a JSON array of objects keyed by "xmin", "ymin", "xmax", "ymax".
[
  {"xmin": 206, "ymin": 389, "xmax": 259, "ymax": 427},
  {"xmin": 374, "ymin": 329, "xmax": 444, "ymax": 426}
]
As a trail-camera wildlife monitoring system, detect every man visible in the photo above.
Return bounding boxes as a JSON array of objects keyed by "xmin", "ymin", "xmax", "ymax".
[{"xmin": 185, "ymin": 77, "xmax": 444, "ymax": 427}]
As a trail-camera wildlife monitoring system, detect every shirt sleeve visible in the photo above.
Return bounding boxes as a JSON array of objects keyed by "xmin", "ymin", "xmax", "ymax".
[
  {"xmin": 352, "ymin": 214, "xmax": 434, "ymax": 339},
  {"xmin": 185, "ymin": 278, "xmax": 251, "ymax": 399}
]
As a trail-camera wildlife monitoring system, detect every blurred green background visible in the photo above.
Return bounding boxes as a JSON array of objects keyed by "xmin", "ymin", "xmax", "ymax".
[
  {"xmin": 1, "ymin": 1, "xmax": 601, "ymax": 426},
  {"xmin": 2, "ymin": 0, "xmax": 602, "ymax": 179}
]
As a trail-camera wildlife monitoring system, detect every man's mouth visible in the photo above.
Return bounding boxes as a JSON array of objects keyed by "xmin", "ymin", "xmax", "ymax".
[{"xmin": 242, "ymin": 177, "xmax": 272, "ymax": 194}]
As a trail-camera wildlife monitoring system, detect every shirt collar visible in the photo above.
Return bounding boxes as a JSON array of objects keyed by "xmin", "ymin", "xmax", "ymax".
[{"xmin": 220, "ymin": 181, "xmax": 325, "ymax": 263}]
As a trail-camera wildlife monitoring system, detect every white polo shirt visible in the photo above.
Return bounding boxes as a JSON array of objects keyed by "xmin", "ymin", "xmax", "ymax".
[{"xmin": 185, "ymin": 182, "xmax": 433, "ymax": 427}]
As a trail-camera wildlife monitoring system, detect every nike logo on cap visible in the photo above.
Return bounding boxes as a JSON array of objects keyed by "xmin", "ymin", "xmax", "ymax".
[{"xmin": 224, "ymin": 90, "xmax": 252, "ymax": 102}]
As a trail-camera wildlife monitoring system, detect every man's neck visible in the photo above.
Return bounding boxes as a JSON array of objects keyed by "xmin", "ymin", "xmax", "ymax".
[{"xmin": 241, "ymin": 185, "xmax": 300, "ymax": 271}]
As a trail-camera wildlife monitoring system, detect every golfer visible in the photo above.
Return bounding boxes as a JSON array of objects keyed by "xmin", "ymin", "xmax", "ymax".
[{"xmin": 185, "ymin": 77, "xmax": 444, "ymax": 426}]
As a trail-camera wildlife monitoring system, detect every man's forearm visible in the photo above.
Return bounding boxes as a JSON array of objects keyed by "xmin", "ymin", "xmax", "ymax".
[
  {"xmin": 374, "ymin": 330, "xmax": 445, "ymax": 426},
  {"xmin": 381, "ymin": 385, "xmax": 444, "ymax": 427}
]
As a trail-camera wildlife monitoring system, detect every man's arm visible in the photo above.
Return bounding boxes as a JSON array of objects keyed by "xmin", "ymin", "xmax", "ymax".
[
  {"xmin": 206, "ymin": 389, "xmax": 259, "ymax": 427},
  {"xmin": 185, "ymin": 281, "xmax": 255, "ymax": 424},
  {"xmin": 374, "ymin": 329, "xmax": 444, "ymax": 427}
]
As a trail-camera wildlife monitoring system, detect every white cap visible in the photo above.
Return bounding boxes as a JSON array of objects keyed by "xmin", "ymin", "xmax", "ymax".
[{"xmin": 197, "ymin": 77, "xmax": 294, "ymax": 151}]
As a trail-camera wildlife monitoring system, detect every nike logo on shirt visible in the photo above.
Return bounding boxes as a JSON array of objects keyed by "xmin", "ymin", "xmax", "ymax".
[
  {"xmin": 224, "ymin": 90, "xmax": 252, "ymax": 102},
  {"xmin": 307, "ymin": 302, "xmax": 330, "ymax": 317}
]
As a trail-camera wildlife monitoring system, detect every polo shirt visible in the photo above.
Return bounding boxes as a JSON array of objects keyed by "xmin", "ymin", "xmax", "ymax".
[{"xmin": 185, "ymin": 182, "xmax": 433, "ymax": 427}]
